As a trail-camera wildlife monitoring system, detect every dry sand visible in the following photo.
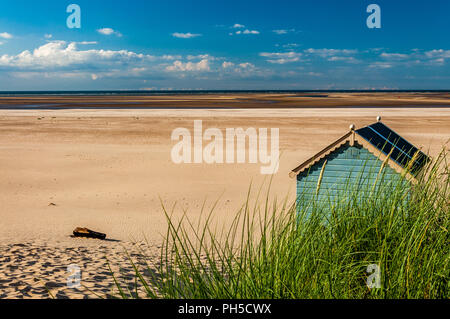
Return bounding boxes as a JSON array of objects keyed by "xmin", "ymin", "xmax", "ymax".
[{"xmin": 0, "ymin": 92, "xmax": 449, "ymax": 298}]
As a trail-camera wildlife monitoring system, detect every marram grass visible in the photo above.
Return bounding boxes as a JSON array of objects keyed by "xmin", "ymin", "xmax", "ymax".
[{"xmin": 113, "ymin": 149, "xmax": 449, "ymax": 299}]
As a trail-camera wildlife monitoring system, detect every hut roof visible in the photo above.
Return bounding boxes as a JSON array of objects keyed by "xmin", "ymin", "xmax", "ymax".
[{"xmin": 289, "ymin": 119, "xmax": 430, "ymax": 183}]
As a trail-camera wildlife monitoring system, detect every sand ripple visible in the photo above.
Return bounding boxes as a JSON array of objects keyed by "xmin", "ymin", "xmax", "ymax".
[{"xmin": 0, "ymin": 240, "xmax": 160, "ymax": 299}]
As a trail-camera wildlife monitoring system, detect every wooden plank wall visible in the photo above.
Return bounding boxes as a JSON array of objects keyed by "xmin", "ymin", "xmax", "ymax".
[{"xmin": 296, "ymin": 143, "xmax": 408, "ymax": 210}]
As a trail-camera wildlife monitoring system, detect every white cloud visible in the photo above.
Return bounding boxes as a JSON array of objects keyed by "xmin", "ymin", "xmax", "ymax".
[
  {"xmin": 97, "ymin": 28, "xmax": 122, "ymax": 37},
  {"xmin": 166, "ymin": 59, "xmax": 210, "ymax": 72},
  {"xmin": 0, "ymin": 41, "xmax": 150, "ymax": 69},
  {"xmin": 374, "ymin": 49, "xmax": 450, "ymax": 67},
  {"xmin": 0, "ymin": 32, "xmax": 13, "ymax": 39},
  {"xmin": 272, "ymin": 29, "xmax": 296, "ymax": 35},
  {"xmin": 0, "ymin": 41, "xmax": 239, "ymax": 80},
  {"xmin": 260, "ymin": 48, "xmax": 361, "ymax": 64},
  {"xmin": 44, "ymin": 34, "xmax": 53, "ymax": 39},
  {"xmin": 380, "ymin": 52, "xmax": 409, "ymax": 60},
  {"xmin": 229, "ymin": 62, "xmax": 259, "ymax": 76},
  {"xmin": 428, "ymin": 58, "xmax": 445, "ymax": 65},
  {"xmin": 172, "ymin": 32, "xmax": 202, "ymax": 39},
  {"xmin": 219, "ymin": 62, "xmax": 259, "ymax": 76},
  {"xmin": 162, "ymin": 54, "xmax": 182, "ymax": 60},
  {"xmin": 303, "ymin": 48, "xmax": 359, "ymax": 63},
  {"xmin": 4, "ymin": 40, "xmax": 446, "ymax": 87},
  {"xmin": 368, "ymin": 62, "xmax": 393, "ymax": 69},
  {"xmin": 187, "ymin": 54, "xmax": 214, "ymax": 60},
  {"xmin": 78, "ymin": 41, "xmax": 98, "ymax": 45},
  {"xmin": 0, "ymin": 40, "xmax": 265, "ymax": 84},
  {"xmin": 424, "ymin": 49, "xmax": 450, "ymax": 59},
  {"xmin": 304, "ymin": 48, "xmax": 357, "ymax": 57},
  {"xmin": 222, "ymin": 61, "xmax": 234, "ymax": 68},
  {"xmin": 97, "ymin": 28, "xmax": 114, "ymax": 35},
  {"xmin": 235, "ymin": 29, "xmax": 260, "ymax": 35},
  {"xmin": 422, "ymin": 49, "xmax": 450, "ymax": 65},
  {"xmin": 327, "ymin": 56, "xmax": 358, "ymax": 63},
  {"xmin": 238, "ymin": 62, "xmax": 254, "ymax": 69},
  {"xmin": 232, "ymin": 24, "xmax": 245, "ymax": 28},
  {"xmin": 260, "ymin": 52, "xmax": 301, "ymax": 64}
]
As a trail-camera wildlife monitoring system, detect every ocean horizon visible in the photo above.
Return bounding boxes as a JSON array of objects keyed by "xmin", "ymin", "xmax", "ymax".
[{"xmin": 0, "ymin": 89, "xmax": 449, "ymax": 97}]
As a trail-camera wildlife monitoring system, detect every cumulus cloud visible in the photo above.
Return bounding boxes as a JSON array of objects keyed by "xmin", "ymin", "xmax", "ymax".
[
  {"xmin": 172, "ymin": 32, "xmax": 202, "ymax": 39},
  {"xmin": 2, "ymin": 40, "xmax": 446, "ymax": 88},
  {"xmin": 218, "ymin": 61, "xmax": 260, "ymax": 77},
  {"xmin": 237, "ymin": 62, "xmax": 254, "ymax": 69},
  {"xmin": 422, "ymin": 49, "xmax": 450, "ymax": 65},
  {"xmin": 380, "ymin": 52, "xmax": 409, "ymax": 60},
  {"xmin": 166, "ymin": 59, "xmax": 210, "ymax": 72},
  {"xmin": 222, "ymin": 61, "xmax": 234, "ymax": 68},
  {"xmin": 0, "ymin": 32, "xmax": 13, "ymax": 39},
  {"xmin": 97, "ymin": 28, "xmax": 122, "ymax": 37},
  {"xmin": 424, "ymin": 49, "xmax": 450, "ymax": 59},
  {"xmin": 0, "ymin": 41, "xmax": 151, "ymax": 69},
  {"xmin": 162, "ymin": 54, "xmax": 182, "ymax": 60},
  {"xmin": 0, "ymin": 41, "xmax": 255, "ymax": 81},
  {"xmin": 187, "ymin": 54, "xmax": 214, "ymax": 60},
  {"xmin": 44, "ymin": 34, "xmax": 53, "ymax": 39},
  {"xmin": 232, "ymin": 24, "xmax": 245, "ymax": 28},
  {"xmin": 375, "ymin": 49, "xmax": 450, "ymax": 67},
  {"xmin": 259, "ymin": 51, "xmax": 301, "ymax": 64}
]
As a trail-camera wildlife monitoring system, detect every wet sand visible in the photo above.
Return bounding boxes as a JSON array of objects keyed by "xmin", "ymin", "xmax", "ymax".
[
  {"xmin": 0, "ymin": 92, "xmax": 449, "ymax": 298},
  {"xmin": 0, "ymin": 91, "xmax": 449, "ymax": 108}
]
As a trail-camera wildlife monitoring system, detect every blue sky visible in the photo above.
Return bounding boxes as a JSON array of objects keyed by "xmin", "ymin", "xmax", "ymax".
[{"xmin": 0, "ymin": 0, "xmax": 449, "ymax": 90}]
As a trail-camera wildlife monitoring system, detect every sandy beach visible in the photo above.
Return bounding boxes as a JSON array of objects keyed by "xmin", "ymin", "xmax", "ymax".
[{"xmin": 0, "ymin": 92, "xmax": 449, "ymax": 298}]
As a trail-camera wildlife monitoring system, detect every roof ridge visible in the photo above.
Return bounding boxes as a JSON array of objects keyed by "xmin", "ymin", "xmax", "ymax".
[
  {"xmin": 290, "ymin": 121, "xmax": 427, "ymax": 182},
  {"xmin": 289, "ymin": 130, "xmax": 353, "ymax": 178}
]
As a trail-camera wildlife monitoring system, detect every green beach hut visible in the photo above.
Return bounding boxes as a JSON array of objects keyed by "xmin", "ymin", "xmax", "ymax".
[{"xmin": 290, "ymin": 117, "xmax": 430, "ymax": 211}]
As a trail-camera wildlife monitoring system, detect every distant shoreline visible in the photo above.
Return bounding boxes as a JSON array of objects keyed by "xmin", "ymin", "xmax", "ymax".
[
  {"xmin": 0, "ymin": 89, "xmax": 449, "ymax": 97},
  {"xmin": 1, "ymin": 104, "xmax": 450, "ymax": 110},
  {"xmin": 0, "ymin": 92, "xmax": 448, "ymax": 109}
]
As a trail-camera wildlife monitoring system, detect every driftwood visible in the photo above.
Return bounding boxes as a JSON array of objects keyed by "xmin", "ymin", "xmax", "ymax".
[{"xmin": 73, "ymin": 227, "xmax": 106, "ymax": 240}]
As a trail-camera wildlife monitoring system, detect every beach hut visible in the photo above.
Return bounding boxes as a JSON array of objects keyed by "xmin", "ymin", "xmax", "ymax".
[{"xmin": 289, "ymin": 117, "xmax": 430, "ymax": 211}]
